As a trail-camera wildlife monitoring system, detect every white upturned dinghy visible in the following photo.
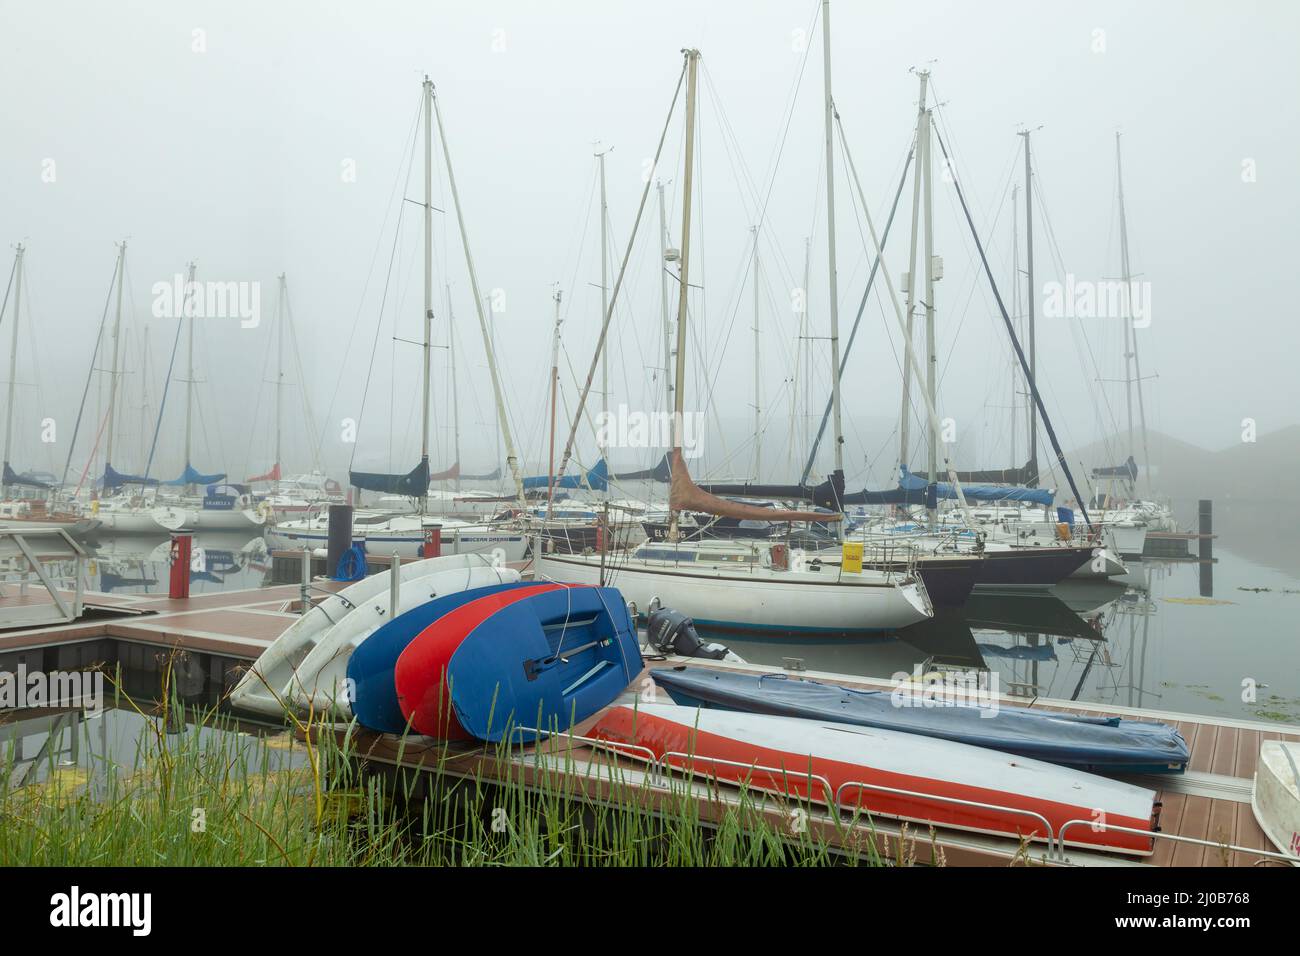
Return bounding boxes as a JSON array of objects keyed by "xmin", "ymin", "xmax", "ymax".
[
  {"xmin": 230, "ymin": 553, "xmax": 517, "ymax": 718},
  {"xmin": 1251, "ymin": 740, "xmax": 1300, "ymax": 860},
  {"xmin": 591, "ymin": 702, "xmax": 1160, "ymax": 855}
]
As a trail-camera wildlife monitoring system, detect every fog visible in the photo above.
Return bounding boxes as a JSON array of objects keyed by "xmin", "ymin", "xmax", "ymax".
[{"xmin": 3, "ymin": 0, "xmax": 1297, "ymax": 494}]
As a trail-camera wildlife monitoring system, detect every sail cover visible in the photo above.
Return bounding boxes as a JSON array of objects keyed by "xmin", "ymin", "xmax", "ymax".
[
  {"xmin": 3, "ymin": 462, "xmax": 54, "ymax": 490},
  {"xmin": 669, "ymin": 449, "xmax": 840, "ymax": 523},
  {"xmin": 841, "ymin": 482, "xmax": 937, "ymax": 508},
  {"xmin": 349, "ymin": 458, "xmax": 430, "ymax": 497},
  {"xmin": 695, "ymin": 471, "xmax": 845, "ymax": 511},
  {"xmin": 161, "ymin": 463, "xmax": 227, "ymax": 487},
  {"xmin": 460, "ymin": 465, "xmax": 501, "ymax": 481},
  {"xmin": 522, "ymin": 458, "xmax": 608, "ymax": 492},
  {"xmin": 949, "ymin": 459, "xmax": 1039, "ymax": 486},
  {"xmin": 1091, "ymin": 455, "xmax": 1138, "ymax": 483},
  {"xmin": 246, "ymin": 462, "xmax": 281, "ymax": 484},
  {"xmin": 428, "ymin": 461, "xmax": 460, "ymax": 482},
  {"xmin": 612, "ymin": 453, "xmax": 673, "ymax": 483},
  {"xmin": 101, "ymin": 463, "xmax": 159, "ymax": 490},
  {"xmin": 899, "ymin": 467, "xmax": 1053, "ymax": 505}
]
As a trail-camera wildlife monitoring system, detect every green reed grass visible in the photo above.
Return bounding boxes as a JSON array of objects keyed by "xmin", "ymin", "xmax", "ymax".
[{"xmin": 0, "ymin": 658, "xmax": 910, "ymax": 867}]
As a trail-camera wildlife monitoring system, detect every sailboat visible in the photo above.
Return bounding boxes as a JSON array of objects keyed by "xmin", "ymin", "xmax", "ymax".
[
  {"xmin": 538, "ymin": 46, "xmax": 933, "ymax": 635},
  {"xmin": 270, "ymin": 77, "xmax": 528, "ymax": 564},
  {"xmin": 0, "ymin": 243, "xmax": 101, "ymax": 538},
  {"xmin": 144, "ymin": 262, "xmax": 264, "ymax": 533}
]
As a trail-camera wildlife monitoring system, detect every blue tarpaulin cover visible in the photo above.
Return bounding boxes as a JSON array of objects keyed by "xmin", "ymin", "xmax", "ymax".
[
  {"xmin": 652, "ymin": 667, "xmax": 1189, "ymax": 774},
  {"xmin": 899, "ymin": 466, "xmax": 1054, "ymax": 506},
  {"xmin": 161, "ymin": 463, "xmax": 227, "ymax": 487},
  {"xmin": 522, "ymin": 458, "xmax": 607, "ymax": 492}
]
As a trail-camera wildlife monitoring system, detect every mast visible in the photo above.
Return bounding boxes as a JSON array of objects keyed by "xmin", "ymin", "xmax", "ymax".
[
  {"xmin": 821, "ymin": 0, "xmax": 845, "ymax": 497},
  {"xmin": 183, "ymin": 260, "xmax": 197, "ymax": 488},
  {"xmin": 431, "ymin": 80, "xmax": 528, "ymax": 509},
  {"xmin": 801, "ymin": 236, "xmax": 812, "ymax": 466},
  {"xmin": 1010, "ymin": 183, "xmax": 1020, "ymax": 467},
  {"xmin": 1116, "ymin": 132, "xmax": 1150, "ymax": 493},
  {"xmin": 899, "ymin": 70, "xmax": 928, "ymax": 473},
  {"xmin": 547, "ymin": 287, "xmax": 563, "ymax": 512},
  {"xmin": 275, "ymin": 273, "xmax": 285, "ymax": 493},
  {"xmin": 596, "ymin": 146, "xmax": 610, "ymax": 481},
  {"xmin": 922, "ymin": 106, "xmax": 938, "ymax": 526},
  {"xmin": 420, "ymin": 76, "xmax": 434, "ymax": 515},
  {"xmin": 1019, "ymin": 129, "xmax": 1038, "ymax": 486},
  {"xmin": 104, "ymin": 241, "xmax": 127, "ymax": 474},
  {"xmin": 447, "ymin": 282, "xmax": 461, "ymax": 492},
  {"xmin": 657, "ymin": 179, "xmax": 673, "ymax": 416},
  {"xmin": 751, "ymin": 225, "xmax": 761, "ymax": 480},
  {"xmin": 2, "ymin": 244, "xmax": 24, "ymax": 496},
  {"xmin": 668, "ymin": 48, "xmax": 700, "ymax": 540}
]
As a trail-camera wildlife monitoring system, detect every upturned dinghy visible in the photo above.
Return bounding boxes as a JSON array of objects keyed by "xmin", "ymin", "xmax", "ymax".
[
  {"xmin": 590, "ymin": 702, "xmax": 1160, "ymax": 855},
  {"xmin": 395, "ymin": 585, "xmax": 641, "ymax": 742},
  {"xmin": 349, "ymin": 582, "xmax": 561, "ymax": 733},
  {"xmin": 230, "ymin": 553, "xmax": 518, "ymax": 717},
  {"xmin": 651, "ymin": 667, "xmax": 1189, "ymax": 774},
  {"xmin": 1251, "ymin": 740, "xmax": 1300, "ymax": 860}
]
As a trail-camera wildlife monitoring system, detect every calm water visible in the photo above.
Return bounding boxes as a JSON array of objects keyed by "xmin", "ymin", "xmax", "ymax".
[{"xmin": 716, "ymin": 545, "xmax": 1300, "ymax": 725}]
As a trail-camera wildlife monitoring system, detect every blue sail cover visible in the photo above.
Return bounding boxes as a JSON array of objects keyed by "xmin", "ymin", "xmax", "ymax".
[
  {"xmin": 652, "ymin": 667, "xmax": 1190, "ymax": 774},
  {"xmin": 3, "ymin": 462, "xmax": 54, "ymax": 490},
  {"xmin": 161, "ymin": 463, "xmax": 227, "ymax": 487},
  {"xmin": 899, "ymin": 467, "xmax": 1053, "ymax": 505},
  {"xmin": 522, "ymin": 458, "xmax": 607, "ymax": 492},
  {"xmin": 101, "ymin": 463, "xmax": 159, "ymax": 490}
]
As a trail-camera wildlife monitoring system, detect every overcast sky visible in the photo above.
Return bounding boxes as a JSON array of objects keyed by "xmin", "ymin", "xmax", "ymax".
[{"xmin": 2, "ymin": 0, "xmax": 1297, "ymax": 490}]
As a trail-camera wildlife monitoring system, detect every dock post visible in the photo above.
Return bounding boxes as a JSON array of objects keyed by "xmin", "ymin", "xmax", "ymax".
[
  {"xmin": 299, "ymin": 546, "xmax": 310, "ymax": 614},
  {"xmin": 1198, "ymin": 499, "xmax": 1213, "ymax": 597},
  {"xmin": 1201, "ymin": 502, "xmax": 1211, "ymax": 598},
  {"xmin": 390, "ymin": 551, "xmax": 400, "ymax": 614},
  {"xmin": 423, "ymin": 524, "xmax": 442, "ymax": 559},
  {"xmin": 168, "ymin": 532, "xmax": 192, "ymax": 600},
  {"xmin": 327, "ymin": 504, "xmax": 353, "ymax": 577}
]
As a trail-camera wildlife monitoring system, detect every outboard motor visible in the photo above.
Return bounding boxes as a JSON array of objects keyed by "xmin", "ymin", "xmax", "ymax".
[{"xmin": 645, "ymin": 605, "xmax": 733, "ymax": 661}]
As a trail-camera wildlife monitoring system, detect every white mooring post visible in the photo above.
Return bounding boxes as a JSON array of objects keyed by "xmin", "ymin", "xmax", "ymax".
[
  {"xmin": 390, "ymin": 551, "xmax": 400, "ymax": 614},
  {"xmin": 299, "ymin": 547, "xmax": 310, "ymax": 615}
]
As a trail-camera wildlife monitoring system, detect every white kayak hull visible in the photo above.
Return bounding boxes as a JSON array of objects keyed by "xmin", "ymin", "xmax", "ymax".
[
  {"xmin": 592, "ymin": 702, "xmax": 1158, "ymax": 855},
  {"xmin": 286, "ymin": 562, "xmax": 521, "ymax": 718},
  {"xmin": 230, "ymin": 553, "xmax": 514, "ymax": 717},
  {"xmin": 1251, "ymin": 740, "xmax": 1300, "ymax": 860}
]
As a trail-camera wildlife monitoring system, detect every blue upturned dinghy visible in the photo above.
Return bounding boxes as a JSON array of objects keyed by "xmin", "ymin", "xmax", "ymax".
[
  {"xmin": 397, "ymin": 585, "xmax": 642, "ymax": 743},
  {"xmin": 348, "ymin": 581, "xmax": 559, "ymax": 733},
  {"xmin": 651, "ymin": 667, "xmax": 1190, "ymax": 775}
]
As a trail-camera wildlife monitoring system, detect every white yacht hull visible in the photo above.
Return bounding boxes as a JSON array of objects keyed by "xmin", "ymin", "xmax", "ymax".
[{"xmin": 537, "ymin": 552, "xmax": 932, "ymax": 635}]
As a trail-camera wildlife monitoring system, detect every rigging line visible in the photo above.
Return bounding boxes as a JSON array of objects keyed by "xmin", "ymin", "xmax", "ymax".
[
  {"xmin": 350, "ymin": 108, "xmax": 422, "ymax": 473},
  {"xmin": 800, "ymin": 126, "xmax": 915, "ymax": 484},
  {"xmin": 931, "ymin": 124, "xmax": 1093, "ymax": 527},
  {"xmin": 142, "ymin": 307, "xmax": 186, "ymax": 481},
  {"xmin": 1034, "ymin": 163, "xmax": 1123, "ymax": 449},
  {"xmin": 60, "ymin": 255, "xmax": 120, "ymax": 488},
  {"xmin": 556, "ymin": 55, "xmax": 686, "ymax": 480},
  {"xmin": 314, "ymin": 91, "xmax": 423, "ymax": 466}
]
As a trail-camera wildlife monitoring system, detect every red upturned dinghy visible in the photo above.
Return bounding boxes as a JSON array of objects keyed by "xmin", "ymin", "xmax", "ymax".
[
  {"xmin": 590, "ymin": 703, "xmax": 1160, "ymax": 855},
  {"xmin": 393, "ymin": 583, "xmax": 566, "ymax": 739}
]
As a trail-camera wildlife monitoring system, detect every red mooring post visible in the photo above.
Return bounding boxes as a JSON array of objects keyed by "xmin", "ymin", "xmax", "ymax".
[
  {"xmin": 423, "ymin": 525, "xmax": 442, "ymax": 559},
  {"xmin": 169, "ymin": 532, "xmax": 192, "ymax": 599}
]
